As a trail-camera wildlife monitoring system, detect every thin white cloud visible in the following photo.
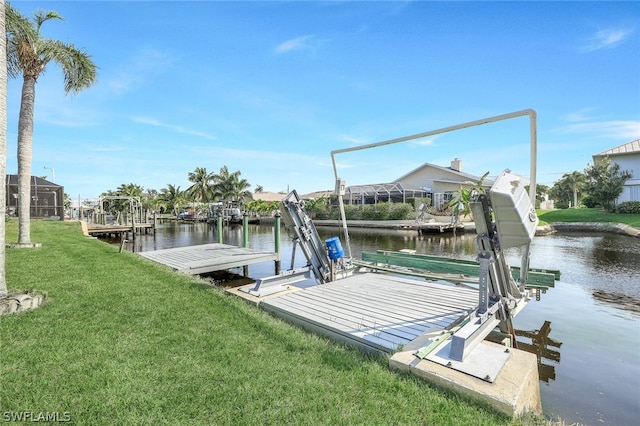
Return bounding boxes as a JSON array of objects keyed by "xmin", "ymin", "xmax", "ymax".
[
  {"xmin": 409, "ymin": 137, "xmax": 437, "ymax": 147},
  {"xmin": 106, "ymin": 48, "xmax": 177, "ymax": 96},
  {"xmin": 339, "ymin": 134, "xmax": 372, "ymax": 146},
  {"xmin": 562, "ymin": 108, "xmax": 595, "ymax": 123},
  {"xmin": 274, "ymin": 35, "xmax": 314, "ymax": 54},
  {"xmin": 558, "ymin": 119, "xmax": 640, "ymax": 140},
  {"xmin": 132, "ymin": 116, "xmax": 216, "ymax": 140},
  {"xmin": 581, "ymin": 28, "xmax": 633, "ymax": 52}
]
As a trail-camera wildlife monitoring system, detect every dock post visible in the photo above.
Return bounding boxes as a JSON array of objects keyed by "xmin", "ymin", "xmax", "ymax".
[
  {"xmin": 216, "ymin": 214, "xmax": 223, "ymax": 244},
  {"xmin": 274, "ymin": 211, "xmax": 281, "ymax": 274},
  {"xmin": 242, "ymin": 213, "xmax": 249, "ymax": 248},
  {"xmin": 131, "ymin": 210, "xmax": 137, "ymax": 240},
  {"xmin": 153, "ymin": 212, "xmax": 157, "ymax": 233}
]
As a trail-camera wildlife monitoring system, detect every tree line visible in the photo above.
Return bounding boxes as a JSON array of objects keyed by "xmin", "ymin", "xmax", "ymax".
[
  {"xmin": 546, "ymin": 156, "xmax": 635, "ymax": 212},
  {"xmin": 98, "ymin": 165, "xmax": 283, "ymax": 218}
]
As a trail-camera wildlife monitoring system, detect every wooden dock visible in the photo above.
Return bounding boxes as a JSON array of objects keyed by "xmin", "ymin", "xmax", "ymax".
[
  {"xmin": 254, "ymin": 273, "xmax": 477, "ymax": 353},
  {"xmin": 313, "ymin": 220, "xmax": 467, "ymax": 234},
  {"xmin": 138, "ymin": 243, "xmax": 279, "ymax": 275},
  {"xmin": 83, "ymin": 222, "xmax": 155, "ymax": 237}
]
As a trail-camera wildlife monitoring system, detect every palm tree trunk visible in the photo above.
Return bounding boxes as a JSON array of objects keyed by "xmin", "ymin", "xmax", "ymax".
[
  {"xmin": 0, "ymin": 2, "xmax": 8, "ymax": 297},
  {"xmin": 17, "ymin": 76, "xmax": 37, "ymax": 245}
]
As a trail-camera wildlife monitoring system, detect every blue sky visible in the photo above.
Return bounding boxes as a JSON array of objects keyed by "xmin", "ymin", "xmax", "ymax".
[{"xmin": 6, "ymin": 1, "xmax": 640, "ymax": 200}]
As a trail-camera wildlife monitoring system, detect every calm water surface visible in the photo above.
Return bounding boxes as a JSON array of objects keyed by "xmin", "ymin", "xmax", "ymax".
[{"xmin": 124, "ymin": 223, "xmax": 640, "ymax": 425}]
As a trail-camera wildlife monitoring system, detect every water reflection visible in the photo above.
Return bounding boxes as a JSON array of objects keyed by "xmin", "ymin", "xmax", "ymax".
[
  {"xmin": 515, "ymin": 321, "xmax": 562, "ymax": 384},
  {"xmin": 592, "ymin": 289, "xmax": 640, "ymax": 315}
]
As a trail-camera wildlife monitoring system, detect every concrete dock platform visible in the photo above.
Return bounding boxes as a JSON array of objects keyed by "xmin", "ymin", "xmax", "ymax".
[
  {"xmin": 389, "ymin": 343, "xmax": 541, "ymax": 417},
  {"xmin": 228, "ymin": 272, "xmax": 543, "ymax": 417}
]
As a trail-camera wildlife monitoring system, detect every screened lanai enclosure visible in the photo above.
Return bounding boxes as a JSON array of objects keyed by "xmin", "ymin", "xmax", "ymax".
[
  {"xmin": 5, "ymin": 175, "xmax": 64, "ymax": 220},
  {"xmin": 344, "ymin": 182, "xmax": 431, "ymax": 205}
]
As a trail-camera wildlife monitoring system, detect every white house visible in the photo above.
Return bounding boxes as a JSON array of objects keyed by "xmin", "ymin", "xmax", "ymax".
[
  {"xmin": 593, "ymin": 139, "xmax": 640, "ymax": 204},
  {"xmin": 345, "ymin": 159, "xmax": 492, "ymax": 209}
]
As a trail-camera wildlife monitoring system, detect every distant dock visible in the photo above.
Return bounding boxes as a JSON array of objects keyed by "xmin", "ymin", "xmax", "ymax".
[
  {"xmin": 82, "ymin": 221, "xmax": 155, "ymax": 238},
  {"xmin": 313, "ymin": 219, "xmax": 468, "ymax": 234}
]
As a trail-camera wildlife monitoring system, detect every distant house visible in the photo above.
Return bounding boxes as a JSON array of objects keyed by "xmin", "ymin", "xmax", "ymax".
[
  {"xmin": 5, "ymin": 175, "xmax": 64, "ymax": 219},
  {"xmin": 593, "ymin": 139, "xmax": 640, "ymax": 204},
  {"xmin": 251, "ymin": 191, "xmax": 334, "ymax": 203},
  {"xmin": 252, "ymin": 160, "xmax": 492, "ymax": 210},
  {"xmin": 251, "ymin": 192, "xmax": 288, "ymax": 203},
  {"xmin": 345, "ymin": 159, "xmax": 492, "ymax": 210}
]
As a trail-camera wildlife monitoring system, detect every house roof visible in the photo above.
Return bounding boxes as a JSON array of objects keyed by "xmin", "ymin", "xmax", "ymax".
[
  {"xmin": 346, "ymin": 182, "xmax": 429, "ymax": 196},
  {"xmin": 5, "ymin": 174, "xmax": 61, "ymax": 188},
  {"xmin": 594, "ymin": 139, "xmax": 640, "ymax": 157},
  {"xmin": 252, "ymin": 190, "xmax": 334, "ymax": 202},
  {"xmin": 251, "ymin": 191, "xmax": 287, "ymax": 202},
  {"xmin": 394, "ymin": 162, "xmax": 493, "ymax": 186}
]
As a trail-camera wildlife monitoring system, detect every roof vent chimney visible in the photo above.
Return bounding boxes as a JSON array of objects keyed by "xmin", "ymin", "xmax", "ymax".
[{"xmin": 451, "ymin": 158, "xmax": 462, "ymax": 172}]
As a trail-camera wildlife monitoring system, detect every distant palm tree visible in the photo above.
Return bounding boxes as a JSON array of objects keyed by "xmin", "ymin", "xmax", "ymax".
[
  {"xmin": 564, "ymin": 171, "xmax": 587, "ymax": 208},
  {"xmin": 116, "ymin": 183, "xmax": 144, "ymax": 198},
  {"xmin": 213, "ymin": 166, "xmax": 252, "ymax": 204},
  {"xmin": 187, "ymin": 167, "xmax": 215, "ymax": 203},
  {"xmin": 142, "ymin": 188, "xmax": 165, "ymax": 213},
  {"xmin": 160, "ymin": 184, "xmax": 186, "ymax": 215},
  {"xmin": 0, "ymin": 2, "xmax": 8, "ymax": 297},
  {"xmin": 254, "ymin": 185, "xmax": 264, "ymax": 193},
  {"xmin": 6, "ymin": 4, "xmax": 97, "ymax": 245}
]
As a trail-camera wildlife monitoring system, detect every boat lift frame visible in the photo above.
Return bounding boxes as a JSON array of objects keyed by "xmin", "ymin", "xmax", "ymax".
[
  {"xmin": 330, "ymin": 108, "xmax": 538, "ymax": 264},
  {"xmin": 330, "ymin": 109, "xmax": 539, "ymax": 369}
]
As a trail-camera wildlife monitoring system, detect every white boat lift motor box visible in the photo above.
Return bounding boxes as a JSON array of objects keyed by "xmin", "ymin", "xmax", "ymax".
[{"xmin": 489, "ymin": 170, "xmax": 539, "ymax": 249}]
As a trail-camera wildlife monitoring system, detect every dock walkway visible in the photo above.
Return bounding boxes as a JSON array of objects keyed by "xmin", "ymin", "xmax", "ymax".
[
  {"xmin": 236, "ymin": 273, "xmax": 477, "ymax": 353},
  {"xmin": 138, "ymin": 243, "xmax": 278, "ymax": 275}
]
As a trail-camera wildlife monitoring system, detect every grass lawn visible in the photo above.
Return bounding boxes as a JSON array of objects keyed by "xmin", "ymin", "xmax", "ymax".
[
  {"xmin": 537, "ymin": 208, "xmax": 640, "ymax": 228},
  {"xmin": 0, "ymin": 220, "xmax": 548, "ymax": 425}
]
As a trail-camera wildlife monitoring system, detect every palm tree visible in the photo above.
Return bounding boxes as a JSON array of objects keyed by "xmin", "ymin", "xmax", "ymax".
[
  {"xmin": 186, "ymin": 167, "xmax": 215, "ymax": 203},
  {"xmin": 213, "ymin": 166, "xmax": 252, "ymax": 204},
  {"xmin": 448, "ymin": 171, "xmax": 490, "ymax": 220},
  {"xmin": 160, "ymin": 184, "xmax": 186, "ymax": 216},
  {"xmin": 116, "ymin": 183, "xmax": 144, "ymax": 198},
  {"xmin": 564, "ymin": 171, "xmax": 587, "ymax": 209},
  {"xmin": 6, "ymin": 4, "xmax": 97, "ymax": 245},
  {"xmin": 0, "ymin": 2, "xmax": 8, "ymax": 298}
]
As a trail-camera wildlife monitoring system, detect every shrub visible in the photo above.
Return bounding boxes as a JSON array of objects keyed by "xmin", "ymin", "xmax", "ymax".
[
  {"xmin": 615, "ymin": 201, "xmax": 640, "ymax": 214},
  {"xmin": 581, "ymin": 195, "xmax": 601, "ymax": 208}
]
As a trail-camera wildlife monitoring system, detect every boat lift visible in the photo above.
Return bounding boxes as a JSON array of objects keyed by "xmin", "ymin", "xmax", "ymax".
[
  {"xmin": 244, "ymin": 190, "xmax": 353, "ymax": 297},
  {"xmin": 250, "ymin": 110, "xmax": 547, "ymax": 377},
  {"xmin": 326, "ymin": 109, "xmax": 544, "ymax": 377}
]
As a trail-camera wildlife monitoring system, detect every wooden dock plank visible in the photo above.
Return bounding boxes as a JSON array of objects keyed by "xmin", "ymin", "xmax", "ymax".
[
  {"xmin": 260, "ymin": 273, "xmax": 477, "ymax": 353},
  {"xmin": 138, "ymin": 243, "xmax": 278, "ymax": 275}
]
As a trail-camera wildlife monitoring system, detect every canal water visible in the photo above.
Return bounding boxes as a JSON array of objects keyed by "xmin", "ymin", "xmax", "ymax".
[{"xmin": 123, "ymin": 223, "xmax": 640, "ymax": 425}]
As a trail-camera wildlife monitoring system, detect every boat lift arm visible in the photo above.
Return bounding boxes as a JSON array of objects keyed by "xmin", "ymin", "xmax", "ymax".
[
  {"xmin": 448, "ymin": 170, "xmax": 539, "ymax": 362},
  {"xmin": 279, "ymin": 190, "xmax": 332, "ymax": 284}
]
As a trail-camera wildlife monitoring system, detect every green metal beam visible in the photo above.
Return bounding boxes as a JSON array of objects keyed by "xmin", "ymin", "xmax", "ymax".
[{"xmin": 362, "ymin": 251, "xmax": 557, "ymax": 288}]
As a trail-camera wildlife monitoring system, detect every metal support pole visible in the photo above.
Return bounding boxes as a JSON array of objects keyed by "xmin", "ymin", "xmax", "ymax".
[
  {"xmin": 242, "ymin": 212, "xmax": 249, "ymax": 248},
  {"xmin": 130, "ymin": 200, "xmax": 136, "ymax": 240},
  {"xmin": 274, "ymin": 211, "xmax": 281, "ymax": 274}
]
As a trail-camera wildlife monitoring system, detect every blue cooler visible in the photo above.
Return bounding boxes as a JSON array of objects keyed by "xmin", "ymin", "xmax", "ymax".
[{"xmin": 325, "ymin": 236, "xmax": 344, "ymax": 260}]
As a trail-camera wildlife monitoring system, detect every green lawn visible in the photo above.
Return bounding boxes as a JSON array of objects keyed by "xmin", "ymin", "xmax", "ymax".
[
  {"xmin": 0, "ymin": 220, "xmax": 548, "ymax": 425},
  {"xmin": 537, "ymin": 208, "xmax": 640, "ymax": 228}
]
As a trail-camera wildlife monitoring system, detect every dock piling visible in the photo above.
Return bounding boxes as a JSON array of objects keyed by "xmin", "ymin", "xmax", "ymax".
[
  {"xmin": 274, "ymin": 212, "xmax": 281, "ymax": 274},
  {"xmin": 216, "ymin": 215, "xmax": 223, "ymax": 244},
  {"xmin": 242, "ymin": 213, "xmax": 249, "ymax": 248}
]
